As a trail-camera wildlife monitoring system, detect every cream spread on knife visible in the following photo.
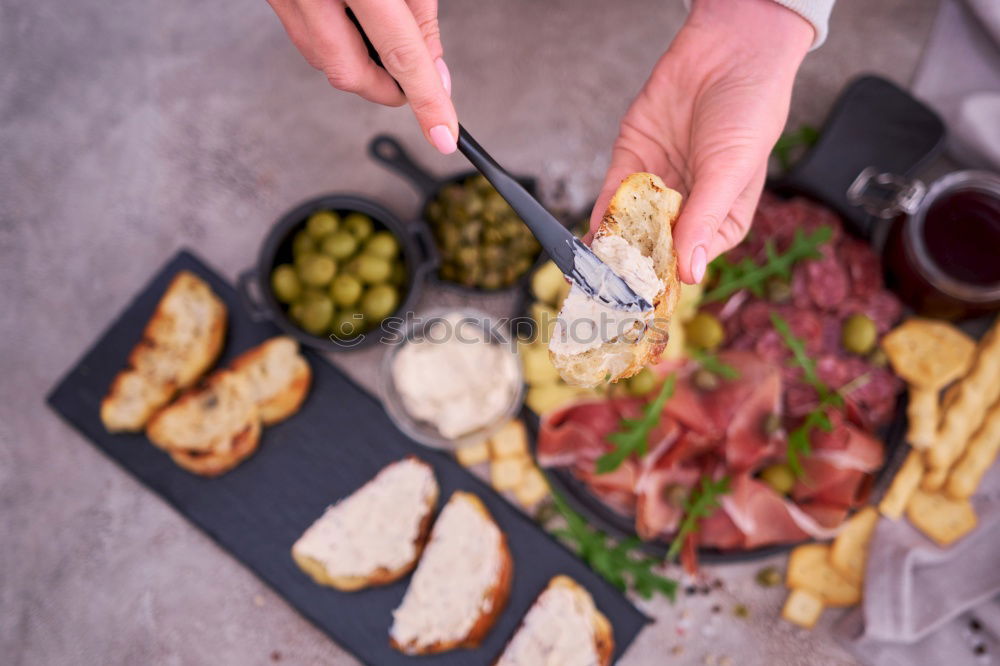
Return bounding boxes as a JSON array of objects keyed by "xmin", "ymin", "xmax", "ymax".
[
  {"xmin": 390, "ymin": 492, "xmax": 503, "ymax": 650},
  {"xmin": 550, "ymin": 235, "xmax": 662, "ymax": 356},
  {"xmin": 291, "ymin": 458, "xmax": 437, "ymax": 578},
  {"xmin": 496, "ymin": 584, "xmax": 601, "ymax": 666},
  {"xmin": 391, "ymin": 313, "xmax": 520, "ymax": 439}
]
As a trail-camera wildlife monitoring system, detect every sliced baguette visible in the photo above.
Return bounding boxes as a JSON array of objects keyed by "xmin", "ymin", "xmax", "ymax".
[
  {"xmin": 146, "ymin": 370, "xmax": 261, "ymax": 476},
  {"xmin": 291, "ymin": 456, "xmax": 439, "ymax": 591},
  {"xmin": 495, "ymin": 575, "xmax": 613, "ymax": 666},
  {"xmin": 550, "ymin": 173, "xmax": 681, "ymax": 387},
  {"xmin": 390, "ymin": 491, "xmax": 512, "ymax": 655},
  {"xmin": 101, "ymin": 271, "xmax": 227, "ymax": 432},
  {"xmin": 230, "ymin": 336, "xmax": 312, "ymax": 425}
]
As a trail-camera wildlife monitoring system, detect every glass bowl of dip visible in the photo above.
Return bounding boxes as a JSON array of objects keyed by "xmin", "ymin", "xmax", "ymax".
[{"xmin": 379, "ymin": 308, "xmax": 524, "ymax": 450}]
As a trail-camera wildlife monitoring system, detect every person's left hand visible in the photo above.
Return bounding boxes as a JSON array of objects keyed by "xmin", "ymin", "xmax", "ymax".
[{"xmin": 590, "ymin": 0, "xmax": 813, "ymax": 284}]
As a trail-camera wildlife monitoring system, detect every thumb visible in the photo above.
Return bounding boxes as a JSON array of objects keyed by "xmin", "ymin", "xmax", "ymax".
[{"xmin": 673, "ymin": 149, "xmax": 755, "ymax": 284}]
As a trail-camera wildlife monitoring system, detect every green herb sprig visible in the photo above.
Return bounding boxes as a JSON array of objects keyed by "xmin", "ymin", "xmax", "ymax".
[
  {"xmin": 595, "ymin": 375, "xmax": 676, "ymax": 474},
  {"xmin": 548, "ymin": 484, "xmax": 678, "ymax": 600},
  {"xmin": 702, "ymin": 226, "xmax": 832, "ymax": 304},
  {"xmin": 666, "ymin": 475, "xmax": 731, "ymax": 561},
  {"xmin": 772, "ymin": 125, "xmax": 820, "ymax": 171},
  {"xmin": 769, "ymin": 312, "xmax": 845, "ymax": 477},
  {"xmin": 688, "ymin": 348, "xmax": 740, "ymax": 380}
]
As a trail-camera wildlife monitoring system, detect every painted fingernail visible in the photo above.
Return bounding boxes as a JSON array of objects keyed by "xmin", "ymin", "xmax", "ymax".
[
  {"xmin": 435, "ymin": 57, "xmax": 452, "ymax": 96},
  {"xmin": 429, "ymin": 125, "xmax": 457, "ymax": 154},
  {"xmin": 691, "ymin": 245, "xmax": 707, "ymax": 284}
]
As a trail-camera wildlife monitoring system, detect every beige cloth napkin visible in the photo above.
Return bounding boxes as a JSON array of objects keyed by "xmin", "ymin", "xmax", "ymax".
[{"xmin": 834, "ymin": 463, "xmax": 1000, "ymax": 665}]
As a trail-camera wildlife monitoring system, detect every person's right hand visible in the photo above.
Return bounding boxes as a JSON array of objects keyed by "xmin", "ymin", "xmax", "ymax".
[{"xmin": 267, "ymin": 0, "xmax": 458, "ymax": 154}]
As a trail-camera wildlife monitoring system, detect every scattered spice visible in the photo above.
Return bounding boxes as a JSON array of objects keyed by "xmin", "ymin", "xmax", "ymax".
[
  {"xmin": 719, "ymin": 656, "xmax": 734, "ymax": 666},
  {"xmin": 270, "ymin": 651, "xmax": 282, "ymax": 662},
  {"xmin": 711, "ymin": 604, "xmax": 722, "ymax": 614},
  {"xmin": 671, "ymin": 645, "xmax": 685, "ymax": 656},
  {"xmin": 970, "ymin": 618, "xmax": 982, "ymax": 632},
  {"xmin": 685, "ymin": 585, "xmax": 698, "ymax": 597},
  {"xmin": 974, "ymin": 644, "xmax": 987, "ymax": 656},
  {"xmin": 733, "ymin": 603, "xmax": 750, "ymax": 619}
]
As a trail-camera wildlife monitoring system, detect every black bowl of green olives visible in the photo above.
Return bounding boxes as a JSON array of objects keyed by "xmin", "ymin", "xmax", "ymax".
[
  {"xmin": 238, "ymin": 194, "xmax": 436, "ymax": 351},
  {"xmin": 369, "ymin": 134, "xmax": 549, "ymax": 292}
]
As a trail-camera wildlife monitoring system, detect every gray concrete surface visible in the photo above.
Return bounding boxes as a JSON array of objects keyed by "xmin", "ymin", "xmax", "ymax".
[{"xmin": 1, "ymin": 0, "xmax": 940, "ymax": 664}]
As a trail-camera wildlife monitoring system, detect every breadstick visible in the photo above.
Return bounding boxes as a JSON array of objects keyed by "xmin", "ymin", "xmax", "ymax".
[
  {"xmin": 946, "ymin": 399, "xmax": 1000, "ymax": 500},
  {"xmin": 921, "ymin": 463, "xmax": 949, "ymax": 492},
  {"xmin": 928, "ymin": 320, "xmax": 1000, "ymax": 471},
  {"xmin": 907, "ymin": 387, "xmax": 938, "ymax": 449},
  {"xmin": 879, "ymin": 449, "xmax": 924, "ymax": 519}
]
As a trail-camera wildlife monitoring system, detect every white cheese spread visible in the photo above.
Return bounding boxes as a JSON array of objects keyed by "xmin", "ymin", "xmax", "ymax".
[
  {"xmin": 550, "ymin": 235, "xmax": 662, "ymax": 356},
  {"xmin": 391, "ymin": 313, "xmax": 520, "ymax": 439},
  {"xmin": 390, "ymin": 493, "xmax": 503, "ymax": 650},
  {"xmin": 291, "ymin": 458, "xmax": 437, "ymax": 578},
  {"xmin": 496, "ymin": 583, "xmax": 600, "ymax": 666}
]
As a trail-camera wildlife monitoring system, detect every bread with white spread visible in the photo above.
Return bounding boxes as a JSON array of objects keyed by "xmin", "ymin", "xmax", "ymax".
[
  {"xmin": 390, "ymin": 491, "xmax": 512, "ymax": 654},
  {"xmin": 495, "ymin": 575, "xmax": 613, "ymax": 666},
  {"xmin": 101, "ymin": 271, "xmax": 227, "ymax": 432},
  {"xmin": 230, "ymin": 336, "xmax": 311, "ymax": 425},
  {"xmin": 146, "ymin": 369, "xmax": 261, "ymax": 477},
  {"xmin": 292, "ymin": 456, "xmax": 439, "ymax": 591},
  {"xmin": 549, "ymin": 173, "xmax": 681, "ymax": 387}
]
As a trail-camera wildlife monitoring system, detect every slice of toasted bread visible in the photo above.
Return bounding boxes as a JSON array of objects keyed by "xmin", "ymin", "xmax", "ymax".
[
  {"xmin": 146, "ymin": 370, "xmax": 261, "ymax": 476},
  {"xmin": 495, "ymin": 575, "xmax": 613, "ymax": 666},
  {"xmin": 231, "ymin": 336, "xmax": 312, "ymax": 425},
  {"xmin": 292, "ymin": 457, "xmax": 439, "ymax": 591},
  {"xmin": 390, "ymin": 491, "xmax": 512, "ymax": 655},
  {"xmin": 101, "ymin": 271, "xmax": 227, "ymax": 432},
  {"xmin": 549, "ymin": 173, "xmax": 681, "ymax": 387}
]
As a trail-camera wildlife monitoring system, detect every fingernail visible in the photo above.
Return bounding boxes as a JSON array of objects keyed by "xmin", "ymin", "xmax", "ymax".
[
  {"xmin": 434, "ymin": 57, "xmax": 451, "ymax": 96},
  {"xmin": 429, "ymin": 125, "xmax": 457, "ymax": 155},
  {"xmin": 691, "ymin": 245, "xmax": 707, "ymax": 284}
]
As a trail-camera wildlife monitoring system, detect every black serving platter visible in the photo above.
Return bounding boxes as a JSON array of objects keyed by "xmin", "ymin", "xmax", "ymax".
[{"xmin": 46, "ymin": 250, "xmax": 648, "ymax": 666}]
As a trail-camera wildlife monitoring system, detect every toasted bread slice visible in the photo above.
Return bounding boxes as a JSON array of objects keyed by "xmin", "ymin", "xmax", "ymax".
[
  {"xmin": 231, "ymin": 336, "xmax": 312, "ymax": 425},
  {"xmin": 101, "ymin": 271, "xmax": 227, "ymax": 432},
  {"xmin": 292, "ymin": 457, "xmax": 439, "ymax": 591},
  {"xmin": 549, "ymin": 173, "xmax": 681, "ymax": 387},
  {"xmin": 146, "ymin": 370, "xmax": 261, "ymax": 476},
  {"xmin": 390, "ymin": 491, "xmax": 512, "ymax": 655},
  {"xmin": 495, "ymin": 575, "xmax": 613, "ymax": 666}
]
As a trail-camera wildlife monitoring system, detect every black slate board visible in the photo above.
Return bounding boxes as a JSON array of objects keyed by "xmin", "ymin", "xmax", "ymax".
[{"xmin": 46, "ymin": 250, "xmax": 649, "ymax": 666}]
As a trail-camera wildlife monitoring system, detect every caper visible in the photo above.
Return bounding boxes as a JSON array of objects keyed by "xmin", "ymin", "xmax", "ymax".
[
  {"xmin": 767, "ymin": 278, "xmax": 792, "ymax": 303},
  {"xmin": 759, "ymin": 463, "xmax": 795, "ymax": 495},
  {"xmin": 270, "ymin": 264, "xmax": 301, "ymax": 303},
  {"xmin": 755, "ymin": 566, "xmax": 782, "ymax": 588},
  {"xmin": 627, "ymin": 367, "xmax": 657, "ymax": 396},
  {"xmin": 480, "ymin": 271, "xmax": 503, "ymax": 290},
  {"xmin": 306, "ymin": 210, "xmax": 339, "ymax": 238},
  {"xmin": 343, "ymin": 213, "xmax": 374, "ymax": 240},
  {"xmin": 842, "ymin": 313, "xmax": 877, "ymax": 355},
  {"xmin": 693, "ymin": 368, "xmax": 720, "ymax": 392},
  {"xmin": 685, "ymin": 311, "xmax": 725, "ymax": 350},
  {"xmin": 662, "ymin": 483, "xmax": 689, "ymax": 508},
  {"xmin": 763, "ymin": 412, "xmax": 783, "ymax": 436},
  {"xmin": 320, "ymin": 231, "xmax": 358, "ymax": 260},
  {"xmin": 868, "ymin": 347, "xmax": 888, "ymax": 367}
]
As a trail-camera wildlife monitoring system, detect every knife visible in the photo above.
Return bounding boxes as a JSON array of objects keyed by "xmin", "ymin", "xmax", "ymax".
[{"xmin": 346, "ymin": 10, "xmax": 651, "ymax": 312}]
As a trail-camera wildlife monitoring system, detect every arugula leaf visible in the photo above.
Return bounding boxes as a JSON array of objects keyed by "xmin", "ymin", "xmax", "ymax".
[
  {"xmin": 666, "ymin": 475, "xmax": 731, "ymax": 561},
  {"xmin": 772, "ymin": 125, "xmax": 820, "ymax": 170},
  {"xmin": 595, "ymin": 374, "xmax": 676, "ymax": 474},
  {"xmin": 769, "ymin": 312, "xmax": 844, "ymax": 478},
  {"xmin": 702, "ymin": 227, "xmax": 832, "ymax": 304},
  {"xmin": 549, "ymin": 483, "xmax": 678, "ymax": 601},
  {"xmin": 688, "ymin": 348, "xmax": 740, "ymax": 380}
]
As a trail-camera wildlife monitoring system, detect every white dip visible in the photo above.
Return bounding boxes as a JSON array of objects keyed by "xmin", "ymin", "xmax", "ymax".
[
  {"xmin": 391, "ymin": 313, "xmax": 520, "ymax": 439},
  {"xmin": 291, "ymin": 458, "xmax": 438, "ymax": 578},
  {"xmin": 495, "ymin": 583, "xmax": 600, "ymax": 666},
  {"xmin": 390, "ymin": 492, "xmax": 503, "ymax": 651},
  {"xmin": 550, "ymin": 235, "xmax": 662, "ymax": 356}
]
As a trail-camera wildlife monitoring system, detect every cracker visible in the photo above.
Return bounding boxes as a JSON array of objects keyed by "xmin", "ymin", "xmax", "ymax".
[
  {"xmin": 786, "ymin": 543, "xmax": 861, "ymax": 607},
  {"xmin": 781, "ymin": 588, "xmax": 825, "ymax": 629},
  {"xmin": 881, "ymin": 318, "xmax": 976, "ymax": 389},
  {"xmin": 906, "ymin": 488, "xmax": 978, "ymax": 547}
]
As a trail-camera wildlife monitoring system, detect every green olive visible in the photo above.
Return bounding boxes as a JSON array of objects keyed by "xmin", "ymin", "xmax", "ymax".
[
  {"xmin": 331, "ymin": 309, "xmax": 365, "ymax": 338},
  {"xmin": 842, "ymin": 313, "xmax": 878, "ymax": 355},
  {"xmin": 306, "ymin": 210, "xmax": 339, "ymax": 238},
  {"xmin": 270, "ymin": 264, "xmax": 301, "ymax": 303},
  {"xmin": 627, "ymin": 367, "xmax": 658, "ymax": 396},
  {"xmin": 685, "ymin": 311, "xmax": 725, "ymax": 350},
  {"xmin": 320, "ymin": 231, "xmax": 358, "ymax": 261},
  {"xmin": 329, "ymin": 274, "xmax": 363, "ymax": 307},
  {"xmin": 298, "ymin": 297, "xmax": 333, "ymax": 335},
  {"xmin": 363, "ymin": 231, "xmax": 399, "ymax": 259},
  {"xmin": 343, "ymin": 213, "xmax": 374, "ymax": 241},
  {"xmin": 356, "ymin": 255, "xmax": 392, "ymax": 284},
  {"xmin": 390, "ymin": 262, "xmax": 406, "ymax": 286},
  {"xmin": 360, "ymin": 284, "xmax": 399, "ymax": 321},
  {"xmin": 292, "ymin": 231, "xmax": 315, "ymax": 258},
  {"xmin": 296, "ymin": 253, "xmax": 336, "ymax": 287},
  {"xmin": 289, "ymin": 301, "xmax": 306, "ymax": 325},
  {"xmin": 760, "ymin": 463, "xmax": 796, "ymax": 495}
]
